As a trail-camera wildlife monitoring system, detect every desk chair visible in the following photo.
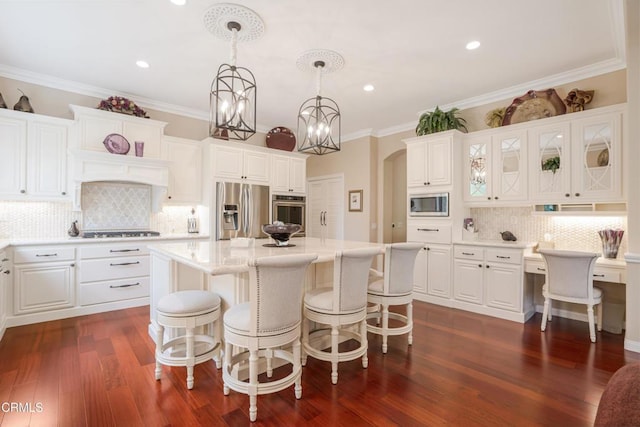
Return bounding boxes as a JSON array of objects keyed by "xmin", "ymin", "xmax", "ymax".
[{"xmin": 539, "ymin": 249, "xmax": 602, "ymax": 342}]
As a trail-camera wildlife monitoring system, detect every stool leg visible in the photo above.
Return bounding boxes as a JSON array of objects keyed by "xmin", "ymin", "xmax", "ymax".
[
  {"xmin": 301, "ymin": 317, "xmax": 309, "ymax": 366},
  {"xmin": 407, "ymin": 301, "xmax": 414, "ymax": 346},
  {"xmin": 266, "ymin": 348, "xmax": 273, "ymax": 378},
  {"xmin": 223, "ymin": 340, "xmax": 231, "ymax": 396},
  {"xmin": 186, "ymin": 327, "xmax": 195, "ymax": 389},
  {"xmin": 360, "ymin": 318, "xmax": 368, "ymax": 368},
  {"xmin": 249, "ymin": 350, "xmax": 259, "ymax": 422},
  {"xmin": 331, "ymin": 326, "xmax": 339, "ymax": 385},
  {"xmin": 155, "ymin": 324, "xmax": 164, "ymax": 380},
  {"xmin": 597, "ymin": 303, "xmax": 603, "ymax": 332},
  {"xmin": 214, "ymin": 317, "xmax": 222, "ymax": 369},
  {"xmin": 293, "ymin": 339, "xmax": 302, "ymax": 399},
  {"xmin": 588, "ymin": 305, "xmax": 596, "ymax": 343},
  {"xmin": 381, "ymin": 304, "xmax": 389, "ymax": 354}
]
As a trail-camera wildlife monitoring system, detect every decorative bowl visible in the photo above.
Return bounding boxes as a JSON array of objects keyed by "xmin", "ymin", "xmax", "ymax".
[{"xmin": 262, "ymin": 223, "xmax": 301, "ymax": 246}]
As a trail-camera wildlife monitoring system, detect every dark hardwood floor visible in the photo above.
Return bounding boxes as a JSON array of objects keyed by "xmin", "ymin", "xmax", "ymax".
[{"xmin": 0, "ymin": 301, "xmax": 637, "ymax": 426}]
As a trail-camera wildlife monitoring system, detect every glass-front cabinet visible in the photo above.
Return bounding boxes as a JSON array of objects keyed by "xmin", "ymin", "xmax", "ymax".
[
  {"xmin": 463, "ymin": 130, "xmax": 527, "ymax": 203},
  {"xmin": 528, "ymin": 111, "xmax": 621, "ymax": 202}
]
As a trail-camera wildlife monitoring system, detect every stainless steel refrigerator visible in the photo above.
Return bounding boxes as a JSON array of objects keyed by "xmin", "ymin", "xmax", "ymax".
[{"xmin": 215, "ymin": 181, "xmax": 270, "ymax": 240}]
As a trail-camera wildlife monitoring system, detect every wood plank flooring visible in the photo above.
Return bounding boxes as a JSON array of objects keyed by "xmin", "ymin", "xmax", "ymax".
[{"xmin": 0, "ymin": 301, "xmax": 637, "ymax": 426}]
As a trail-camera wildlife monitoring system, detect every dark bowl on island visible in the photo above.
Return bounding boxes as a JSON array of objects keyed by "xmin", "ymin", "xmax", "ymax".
[{"xmin": 262, "ymin": 223, "xmax": 302, "ymax": 246}]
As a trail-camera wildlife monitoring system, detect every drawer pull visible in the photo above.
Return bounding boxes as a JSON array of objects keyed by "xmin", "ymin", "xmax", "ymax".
[
  {"xmin": 109, "ymin": 282, "xmax": 141, "ymax": 289},
  {"xmin": 537, "ymin": 267, "xmax": 546, "ymax": 272},
  {"xmin": 417, "ymin": 228, "xmax": 439, "ymax": 232},
  {"xmin": 2, "ymin": 269, "xmax": 9, "ymax": 275},
  {"xmin": 36, "ymin": 253, "xmax": 57, "ymax": 257},
  {"xmin": 110, "ymin": 249, "xmax": 140, "ymax": 253},
  {"xmin": 109, "ymin": 261, "xmax": 141, "ymax": 266},
  {"xmin": 461, "ymin": 252, "xmax": 475, "ymax": 256},
  {"xmin": 1, "ymin": 258, "xmax": 8, "ymax": 262},
  {"xmin": 496, "ymin": 255, "xmax": 511, "ymax": 259},
  {"xmin": 593, "ymin": 274, "xmax": 605, "ymax": 278}
]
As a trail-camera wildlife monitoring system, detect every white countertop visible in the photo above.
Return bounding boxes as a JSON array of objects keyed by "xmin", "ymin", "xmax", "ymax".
[
  {"xmin": 4, "ymin": 233, "xmax": 209, "ymax": 247},
  {"xmin": 453, "ymin": 240, "xmax": 536, "ymax": 249},
  {"xmin": 148, "ymin": 237, "xmax": 385, "ymax": 275},
  {"xmin": 524, "ymin": 251, "xmax": 626, "ymax": 268}
]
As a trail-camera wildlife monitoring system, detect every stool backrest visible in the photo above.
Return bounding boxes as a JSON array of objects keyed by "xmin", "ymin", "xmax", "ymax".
[
  {"xmin": 383, "ymin": 242, "xmax": 423, "ymax": 295},
  {"xmin": 538, "ymin": 249, "xmax": 599, "ymax": 301},
  {"xmin": 333, "ymin": 247, "xmax": 381, "ymax": 312},
  {"xmin": 248, "ymin": 253, "xmax": 318, "ymax": 335}
]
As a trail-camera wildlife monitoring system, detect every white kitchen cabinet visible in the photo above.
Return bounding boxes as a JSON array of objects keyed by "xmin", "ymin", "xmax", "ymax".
[
  {"xmin": 528, "ymin": 108, "xmax": 622, "ymax": 203},
  {"xmin": 453, "ymin": 245, "xmax": 525, "ymax": 317},
  {"xmin": 0, "ymin": 110, "xmax": 70, "ymax": 199},
  {"xmin": 0, "ymin": 251, "xmax": 9, "ymax": 339},
  {"xmin": 13, "ymin": 246, "xmax": 76, "ymax": 315},
  {"xmin": 413, "ymin": 244, "xmax": 452, "ymax": 299},
  {"xmin": 162, "ymin": 136, "xmax": 203, "ymax": 203},
  {"xmin": 211, "ymin": 144, "xmax": 269, "ymax": 184},
  {"xmin": 463, "ymin": 129, "xmax": 527, "ymax": 204},
  {"xmin": 271, "ymin": 154, "xmax": 306, "ymax": 194},
  {"xmin": 307, "ymin": 176, "xmax": 343, "ymax": 239},
  {"xmin": 70, "ymin": 105, "xmax": 167, "ymax": 159},
  {"xmin": 78, "ymin": 242, "xmax": 150, "ymax": 306},
  {"xmin": 407, "ymin": 135, "xmax": 452, "ymax": 188}
]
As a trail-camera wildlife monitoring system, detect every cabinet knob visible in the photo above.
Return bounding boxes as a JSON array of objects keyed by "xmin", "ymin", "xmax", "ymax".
[
  {"xmin": 426, "ymin": 247, "xmax": 430, "ymax": 251},
  {"xmin": 70, "ymin": 263, "xmax": 75, "ymax": 267},
  {"xmin": 168, "ymin": 196, "xmax": 172, "ymax": 199},
  {"xmin": 61, "ymin": 191, "xmax": 66, "ymax": 196},
  {"xmin": 486, "ymin": 265, "xmax": 490, "ymax": 268},
  {"xmin": 3, "ymin": 269, "xmax": 9, "ymax": 275},
  {"xmin": 494, "ymin": 196, "xmax": 499, "ymax": 200},
  {"xmin": 423, "ymin": 182, "xmax": 427, "ymax": 186},
  {"xmin": 426, "ymin": 182, "xmax": 430, "ymax": 185},
  {"xmin": 575, "ymin": 192, "xmax": 580, "ymax": 197},
  {"xmin": 20, "ymin": 189, "xmax": 26, "ymax": 194},
  {"xmin": 478, "ymin": 264, "xmax": 482, "ymax": 268},
  {"xmin": 487, "ymin": 197, "xmax": 491, "ymax": 200},
  {"xmin": 565, "ymin": 193, "xmax": 570, "ymax": 197}
]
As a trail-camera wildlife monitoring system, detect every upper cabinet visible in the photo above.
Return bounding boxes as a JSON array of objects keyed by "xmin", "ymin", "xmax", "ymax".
[
  {"xmin": 271, "ymin": 154, "xmax": 306, "ymax": 194},
  {"xmin": 407, "ymin": 134, "xmax": 452, "ymax": 188},
  {"xmin": 0, "ymin": 109, "xmax": 71, "ymax": 200},
  {"xmin": 70, "ymin": 105, "xmax": 167, "ymax": 159},
  {"xmin": 162, "ymin": 136, "xmax": 203, "ymax": 204},
  {"xmin": 528, "ymin": 108, "xmax": 622, "ymax": 202},
  {"xmin": 463, "ymin": 129, "xmax": 527, "ymax": 204},
  {"xmin": 210, "ymin": 143, "xmax": 270, "ymax": 184}
]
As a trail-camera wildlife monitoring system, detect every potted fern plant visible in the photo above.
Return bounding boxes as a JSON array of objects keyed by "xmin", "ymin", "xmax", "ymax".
[{"xmin": 416, "ymin": 106, "xmax": 468, "ymax": 136}]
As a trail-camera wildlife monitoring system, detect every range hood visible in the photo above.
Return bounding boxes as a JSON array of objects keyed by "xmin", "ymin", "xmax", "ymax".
[{"xmin": 69, "ymin": 148, "xmax": 170, "ymax": 212}]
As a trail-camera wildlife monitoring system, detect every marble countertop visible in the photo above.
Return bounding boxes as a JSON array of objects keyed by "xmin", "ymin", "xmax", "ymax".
[
  {"xmin": 524, "ymin": 251, "xmax": 626, "ymax": 268},
  {"xmin": 5, "ymin": 233, "xmax": 209, "ymax": 247},
  {"xmin": 148, "ymin": 237, "xmax": 385, "ymax": 275}
]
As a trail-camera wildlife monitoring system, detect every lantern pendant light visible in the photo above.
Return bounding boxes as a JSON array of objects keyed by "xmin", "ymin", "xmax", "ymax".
[
  {"xmin": 204, "ymin": 4, "xmax": 264, "ymax": 141},
  {"xmin": 296, "ymin": 50, "xmax": 344, "ymax": 155}
]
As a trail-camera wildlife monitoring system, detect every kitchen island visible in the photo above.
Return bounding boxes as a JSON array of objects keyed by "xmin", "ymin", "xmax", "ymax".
[{"xmin": 147, "ymin": 237, "xmax": 385, "ymax": 339}]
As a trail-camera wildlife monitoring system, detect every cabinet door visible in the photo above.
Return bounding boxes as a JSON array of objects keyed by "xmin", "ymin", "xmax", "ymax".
[
  {"xmin": 0, "ymin": 251, "xmax": 7, "ymax": 331},
  {"xmin": 492, "ymin": 130, "xmax": 527, "ymax": 201},
  {"xmin": 271, "ymin": 155, "xmax": 291, "ymax": 192},
  {"xmin": 212, "ymin": 145, "xmax": 244, "ymax": 180},
  {"xmin": 453, "ymin": 259, "xmax": 483, "ymax": 304},
  {"xmin": 14, "ymin": 262, "xmax": 75, "ymax": 314},
  {"xmin": 306, "ymin": 180, "xmax": 325, "ymax": 238},
  {"xmin": 324, "ymin": 178, "xmax": 343, "ymax": 240},
  {"xmin": 406, "ymin": 142, "xmax": 427, "ymax": 187},
  {"xmin": 306, "ymin": 177, "xmax": 343, "ymax": 239},
  {"xmin": 571, "ymin": 113, "xmax": 621, "ymax": 200},
  {"xmin": 426, "ymin": 137, "xmax": 451, "ymax": 186},
  {"xmin": 0, "ymin": 117, "xmax": 27, "ymax": 195},
  {"xmin": 243, "ymin": 151, "xmax": 269, "ymax": 183},
  {"xmin": 528, "ymin": 122, "xmax": 571, "ymax": 201},
  {"xmin": 165, "ymin": 138, "xmax": 202, "ymax": 203},
  {"xmin": 412, "ymin": 246, "xmax": 428, "ymax": 293},
  {"xmin": 27, "ymin": 121, "xmax": 68, "ymax": 198},
  {"xmin": 485, "ymin": 263, "xmax": 522, "ymax": 312},
  {"xmin": 289, "ymin": 157, "xmax": 306, "ymax": 193},
  {"xmin": 426, "ymin": 245, "xmax": 451, "ymax": 298},
  {"xmin": 463, "ymin": 136, "xmax": 491, "ymax": 202}
]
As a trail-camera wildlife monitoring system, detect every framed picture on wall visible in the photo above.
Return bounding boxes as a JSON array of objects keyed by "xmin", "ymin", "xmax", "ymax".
[{"xmin": 349, "ymin": 190, "xmax": 363, "ymax": 212}]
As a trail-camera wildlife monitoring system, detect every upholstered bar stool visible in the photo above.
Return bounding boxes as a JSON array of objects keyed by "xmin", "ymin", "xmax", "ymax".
[
  {"xmin": 366, "ymin": 242, "xmax": 422, "ymax": 353},
  {"xmin": 155, "ymin": 290, "xmax": 222, "ymax": 390},
  {"xmin": 302, "ymin": 247, "xmax": 380, "ymax": 384}
]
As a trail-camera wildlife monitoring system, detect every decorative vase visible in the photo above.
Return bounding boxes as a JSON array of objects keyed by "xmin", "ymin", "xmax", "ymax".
[
  {"xmin": 67, "ymin": 220, "xmax": 80, "ymax": 237},
  {"xmin": 598, "ymin": 229, "xmax": 624, "ymax": 259}
]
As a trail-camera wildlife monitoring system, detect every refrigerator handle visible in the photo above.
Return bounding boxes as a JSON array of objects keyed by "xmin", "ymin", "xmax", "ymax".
[{"xmin": 243, "ymin": 184, "xmax": 251, "ymax": 235}]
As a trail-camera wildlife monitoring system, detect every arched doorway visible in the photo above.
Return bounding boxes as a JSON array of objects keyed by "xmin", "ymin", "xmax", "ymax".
[{"xmin": 382, "ymin": 149, "xmax": 407, "ymax": 243}]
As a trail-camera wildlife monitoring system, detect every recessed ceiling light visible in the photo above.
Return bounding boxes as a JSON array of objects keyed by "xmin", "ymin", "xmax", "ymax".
[
  {"xmin": 466, "ymin": 40, "xmax": 481, "ymax": 50},
  {"xmin": 136, "ymin": 60, "xmax": 150, "ymax": 69},
  {"xmin": 170, "ymin": 0, "xmax": 186, "ymax": 5},
  {"xmin": 363, "ymin": 84, "xmax": 375, "ymax": 92}
]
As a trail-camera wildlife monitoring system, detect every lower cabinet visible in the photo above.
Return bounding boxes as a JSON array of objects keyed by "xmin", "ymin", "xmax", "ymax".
[
  {"xmin": 13, "ymin": 246, "xmax": 76, "ymax": 314},
  {"xmin": 0, "ymin": 251, "xmax": 10, "ymax": 338},
  {"xmin": 413, "ymin": 244, "xmax": 452, "ymax": 299},
  {"xmin": 453, "ymin": 244, "xmax": 530, "ymax": 321}
]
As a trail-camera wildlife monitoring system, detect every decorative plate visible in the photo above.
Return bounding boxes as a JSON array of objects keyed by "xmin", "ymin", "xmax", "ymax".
[
  {"xmin": 502, "ymin": 89, "xmax": 566, "ymax": 126},
  {"xmin": 266, "ymin": 127, "xmax": 296, "ymax": 151},
  {"xmin": 103, "ymin": 133, "xmax": 130, "ymax": 155}
]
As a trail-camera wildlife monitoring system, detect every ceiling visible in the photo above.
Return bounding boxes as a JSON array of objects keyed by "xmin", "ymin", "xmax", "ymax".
[{"xmin": 0, "ymin": 0, "xmax": 626, "ymax": 139}]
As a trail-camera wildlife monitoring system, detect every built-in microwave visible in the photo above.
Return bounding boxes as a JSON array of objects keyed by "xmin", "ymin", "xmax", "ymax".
[{"xmin": 409, "ymin": 192, "xmax": 449, "ymax": 217}]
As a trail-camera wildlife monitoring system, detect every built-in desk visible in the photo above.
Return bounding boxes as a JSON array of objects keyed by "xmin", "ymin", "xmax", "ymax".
[{"xmin": 524, "ymin": 252, "xmax": 627, "ymax": 284}]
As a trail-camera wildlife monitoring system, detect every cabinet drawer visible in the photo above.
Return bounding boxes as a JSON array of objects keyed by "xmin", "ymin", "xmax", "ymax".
[
  {"xmin": 485, "ymin": 249, "xmax": 522, "ymax": 265},
  {"xmin": 80, "ymin": 256, "xmax": 149, "ymax": 282},
  {"xmin": 454, "ymin": 246, "xmax": 483, "ymax": 261},
  {"xmin": 80, "ymin": 243, "xmax": 149, "ymax": 259},
  {"xmin": 592, "ymin": 269, "xmax": 621, "ymax": 284},
  {"xmin": 14, "ymin": 246, "xmax": 75, "ymax": 264},
  {"xmin": 524, "ymin": 259, "xmax": 546, "ymax": 274},
  {"xmin": 79, "ymin": 277, "xmax": 150, "ymax": 306},
  {"xmin": 407, "ymin": 223, "xmax": 451, "ymax": 244}
]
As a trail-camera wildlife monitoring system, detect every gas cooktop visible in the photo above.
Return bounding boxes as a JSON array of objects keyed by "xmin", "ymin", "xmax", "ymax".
[{"xmin": 81, "ymin": 230, "xmax": 161, "ymax": 239}]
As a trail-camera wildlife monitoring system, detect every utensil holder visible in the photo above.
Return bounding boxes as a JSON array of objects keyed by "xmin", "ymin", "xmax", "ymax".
[{"xmin": 599, "ymin": 229, "xmax": 624, "ymax": 259}]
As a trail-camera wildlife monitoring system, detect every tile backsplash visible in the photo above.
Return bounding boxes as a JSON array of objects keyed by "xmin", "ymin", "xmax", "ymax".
[
  {"xmin": 470, "ymin": 207, "xmax": 627, "ymax": 255},
  {"xmin": 82, "ymin": 182, "xmax": 151, "ymax": 230}
]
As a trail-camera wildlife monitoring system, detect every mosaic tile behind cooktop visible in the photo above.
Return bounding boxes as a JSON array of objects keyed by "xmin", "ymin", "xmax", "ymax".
[{"xmin": 82, "ymin": 182, "xmax": 151, "ymax": 230}]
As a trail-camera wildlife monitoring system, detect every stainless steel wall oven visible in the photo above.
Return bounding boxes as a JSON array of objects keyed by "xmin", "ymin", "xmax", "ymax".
[{"xmin": 272, "ymin": 194, "xmax": 306, "ymax": 236}]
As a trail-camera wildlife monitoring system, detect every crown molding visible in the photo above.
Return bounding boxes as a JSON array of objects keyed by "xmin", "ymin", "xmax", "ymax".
[
  {"xmin": 341, "ymin": 128, "xmax": 373, "ymax": 143},
  {"xmin": 373, "ymin": 121, "xmax": 416, "ymax": 138}
]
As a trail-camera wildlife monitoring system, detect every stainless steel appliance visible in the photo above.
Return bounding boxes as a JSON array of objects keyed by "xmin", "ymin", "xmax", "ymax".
[
  {"xmin": 216, "ymin": 182, "xmax": 270, "ymax": 240},
  {"xmin": 272, "ymin": 194, "xmax": 306, "ymax": 236},
  {"xmin": 409, "ymin": 192, "xmax": 449, "ymax": 217}
]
